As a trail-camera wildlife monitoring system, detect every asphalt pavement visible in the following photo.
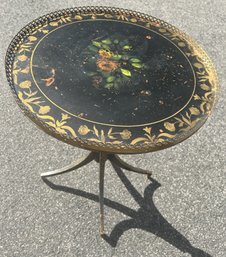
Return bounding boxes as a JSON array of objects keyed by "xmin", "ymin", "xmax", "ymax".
[{"xmin": 0, "ymin": 1, "xmax": 225, "ymax": 256}]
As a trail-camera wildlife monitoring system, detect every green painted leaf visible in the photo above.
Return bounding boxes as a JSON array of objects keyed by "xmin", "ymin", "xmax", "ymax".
[
  {"xmin": 121, "ymin": 68, "xmax": 131, "ymax": 77},
  {"xmin": 123, "ymin": 45, "xmax": 132, "ymax": 50},
  {"xmin": 102, "ymin": 39, "xmax": 112, "ymax": 44},
  {"xmin": 104, "ymin": 83, "xmax": 114, "ymax": 89},
  {"xmin": 106, "ymin": 76, "xmax": 115, "ymax": 82},
  {"xmin": 86, "ymin": 72, "xmax": 97, "ymax": 76},
  {"xmin": 114, "ymin": 39, "xmax": 119, "ymax": 44},
  {"xmin": 92, "ymin": 41, "xmax": 102, "ymax": 48},
  {"xmin": 88, "ymin": 45, "xmax": 98, "ymax": 52},
  {"xmin": 132, "ymin": 63, "xmax": 142, "ymax": 68},
  {"xmin": 102, "ymin": 44, "xmax": 110, "ymax": 50},
  {"xmin": 130, "ymin": 58, "xmax": 141, "ymax": 63},
  {"xmin": 112, "ymin": 54, "xmax": 122, "ymax": 61}
]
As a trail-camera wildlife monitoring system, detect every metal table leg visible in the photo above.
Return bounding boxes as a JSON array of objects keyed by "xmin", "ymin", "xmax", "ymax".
[
  {"xmin": 41, "ymin": 151, "xmax": 152, "ymax": 235},
  {"xmin": 109, "ymin": 154, "xmax": 152, "ymax": 178},
  {"xmin": 41, "ymin": 152, "xmax": 97, "ymax": 177},
  {"xmin": 99, "ymin": 152, "xmax": 107, "ymax": 236}
]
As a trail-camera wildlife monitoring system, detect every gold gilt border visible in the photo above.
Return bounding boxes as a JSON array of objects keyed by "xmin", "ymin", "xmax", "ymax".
[{"xmin": 5, "ymin": 6, "xmax": 219, "ymax": 154}]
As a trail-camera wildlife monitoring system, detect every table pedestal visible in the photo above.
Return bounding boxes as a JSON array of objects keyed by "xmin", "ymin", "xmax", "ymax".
[{"xmin": 41, "ymin": 152, "xmax": 152, "ymax": 235}]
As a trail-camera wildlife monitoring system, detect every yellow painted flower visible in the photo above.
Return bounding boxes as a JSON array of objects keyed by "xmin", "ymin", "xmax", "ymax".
[
  {"xmin": 120, "ymin": 129, "xmax": 132, "ymax": 140},
  {"xmin": 143, "ymin": 127, "xmax": 152, "ymax": 134},
  {"xmin": 78, "ymin": 125, "xmax": 90, "ymax": 135},
  {"xmin": 194, "ymin": 94, "xmax": 200, "ymax": 100},
  {"xmin": 61, "ymin": 114, "xmax": 70, "ymax": 120},
  {"xmin": 39, "ymin": 105, "xmax": 51, "ymax": 114},
  {"xmin": 99, "ymin": 49, "xmax": 112, "ymax": 58}
]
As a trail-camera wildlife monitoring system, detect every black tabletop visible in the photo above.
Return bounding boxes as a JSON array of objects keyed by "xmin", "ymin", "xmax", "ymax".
[{"xmin": 6, "ymin": 7, "xmax": 219, "ymax": 153}]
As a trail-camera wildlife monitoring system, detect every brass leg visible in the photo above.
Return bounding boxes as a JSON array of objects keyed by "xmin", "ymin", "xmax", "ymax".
[
  {"xmin": 40, "ymin": 152, "xmax": 96, "ymax": 177},
  {"xmin": 99, "ymin": 152, "xmax": 107, "ymax": 236},
  {"xmin": 109, "ymin": 154, "xmax": 152, "ymax": 178}
]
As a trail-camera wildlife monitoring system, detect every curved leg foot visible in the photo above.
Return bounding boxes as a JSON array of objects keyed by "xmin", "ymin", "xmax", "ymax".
[
  {"xmin": 41, "ymin": 152, "xmax": 96, "ymax": 177},
  {"xmin": 109, "ymin": 155, "xmax": 152, "ymax": 177}
]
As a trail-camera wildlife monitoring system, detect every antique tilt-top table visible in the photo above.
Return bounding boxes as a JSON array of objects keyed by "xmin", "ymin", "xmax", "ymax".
[{"xmin": 5, "ymin": 6, "xmax": 219, "ymax": 235}]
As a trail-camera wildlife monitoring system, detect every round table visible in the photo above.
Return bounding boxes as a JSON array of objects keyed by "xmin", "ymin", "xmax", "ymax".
[{"xmin": 5, "ymin": 6, "xmax": 219, "ymax": 235}]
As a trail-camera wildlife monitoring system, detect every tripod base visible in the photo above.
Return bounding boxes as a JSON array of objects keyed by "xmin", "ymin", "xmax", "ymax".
[{"xmin": 41, "ymin": 152, "xmax": 152, "ymax": 235}]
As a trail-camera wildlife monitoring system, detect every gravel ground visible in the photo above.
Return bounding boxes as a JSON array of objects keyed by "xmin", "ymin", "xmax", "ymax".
[{"xmin": 0, "ymin": 1, "xmax": 225, "ymax": 257}]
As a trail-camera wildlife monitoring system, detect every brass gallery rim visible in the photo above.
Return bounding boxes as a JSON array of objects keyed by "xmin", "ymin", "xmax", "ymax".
[{"xmin": 5, "ymin": 6, "xmax": 219, "ymax": 154}]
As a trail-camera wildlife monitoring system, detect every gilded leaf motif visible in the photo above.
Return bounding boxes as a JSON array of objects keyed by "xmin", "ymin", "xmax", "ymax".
[
  {"xmin": 37, "ymin": 114, "xmax": 55, "ymax": 122},
  {"xmin": 74, "ymin": 15, "xmax": 83, "ymax": 20},
  {"xmin": 178, "ymin": 42, "xmax": 186, "ymax": 47},
  {"xmin": 56, "ymin": 127, "xmax": 67, "ymax": 134},
  {"xmin": 19, "ymin": 80, "xmax": 31, "ymax": 89},
  {"xmin": 49, "ymin": 21, "xmax": 59, "ymax": 26},
  {"xmin": 18, "ymin": 55, "xmax": 28, "ymax": 61},
  {"xmin": 130, "ymin": 18, "xmax": 137, "ymax": 23},
  {"xmin": 100, "ymin": 130, "xmax": 105, "ymax": 143},
  {"xmin": 93, "ymin": 125, "xmax": 99, "ymax": 137},
  {"xmin": 131, "ymin": 137, "xmax": 148, "ymax": 145},
  {"xmin": 164, "ymin": 122, "xmax": 175, "ymax": 132},
  {"xmin": 193, "ymin": 62, "xmax": 204, "ymax": 69},
  {"xmin": 200, "ymin": 84, "xmax": 210, "ymax": 91},
  {"xmin": 88, "ymin": 138, "xmax": 102, "ymax": 143},
  {"xmin": 60, "ymin": 125, "xmax": 77, "ymax": 137},
  {"xmin": 189, "ymin": 107, "xmax": 200, "ymax": 116},
  {"xmin": 28, "ymin": 36, "xmax": 37, "ymax": 42},
  {"xmin": 18, "ymin": 91, "xmax": 35, "ymax": 113},
  {"xmin": 157, "ymin": 133, "xmax": 176, "ymax": 139},
  {"xmin": 111, "ymin": 141, "xmax": 123, "ymax": 145}
]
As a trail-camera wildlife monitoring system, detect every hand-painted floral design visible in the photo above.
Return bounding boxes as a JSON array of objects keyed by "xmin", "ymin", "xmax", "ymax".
[
  {"xmin": 83, "ymin": 35, "xmax": 149, "ymax": 91},
  {"xmin": 77, "ymin": 125, "xmax": 132, "ymax": 143},
  {"xmin": 78, "ymin": 125, "xmax": 90, "ymax": 135},
  {"xmin": 41, "ymin": 113, "xmax": 77, "ymax": 137},
  {"xmin": 8, "ymin": 9, "xmax": 218, "ymax": 152},
  {"xmin": 120, "ymin": 129, "xmax": 132, "ymax": 140}
]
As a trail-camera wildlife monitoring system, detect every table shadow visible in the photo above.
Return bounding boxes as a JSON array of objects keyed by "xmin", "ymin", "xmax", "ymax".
[{"xmin": 42, "ymin": 164, "xmax": 212, "ymax": 257}]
